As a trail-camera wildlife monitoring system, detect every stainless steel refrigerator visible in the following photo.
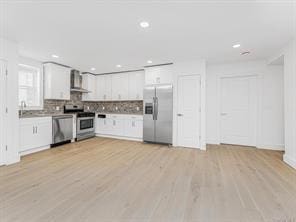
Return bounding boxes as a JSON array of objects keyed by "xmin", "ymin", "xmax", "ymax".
[{"xmin": 143, "ymin": 84, "xmax": 173, "ymax": 144}]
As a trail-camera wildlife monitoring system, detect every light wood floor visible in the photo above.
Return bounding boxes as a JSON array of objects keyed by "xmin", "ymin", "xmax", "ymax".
[{"xmin": 1, "ymin": 137, "xmax": 296, "ymax": 222}]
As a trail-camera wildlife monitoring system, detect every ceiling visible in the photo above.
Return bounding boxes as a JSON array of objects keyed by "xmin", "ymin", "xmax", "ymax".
[{"xmin": 1, "ymin": 1, "xmax": 295, "ymax": 73}]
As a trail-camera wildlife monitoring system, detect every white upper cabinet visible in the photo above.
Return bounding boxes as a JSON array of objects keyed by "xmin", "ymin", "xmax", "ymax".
[
  {"xmin": 82, "ymin": 71, "xmax": 144, "ymax": 102},
  {"xmin": 112, "ymin": 73, "xmax": 129, "ymax": 100},
  {"xmin": 144, "ymin": 65, "xmax": 173, "ymax": 85},
  {"xmin": 128, "ymin": 71, "xmax": 144, "ymax": 100},
  {"xmin": 96, "ymin": 75, "xmax": 112, "ymax": 101},
  {"xmin": 44, "ymin": 63, "xmax": 71, "ymax": 100},
  {"xmin": 105, "ymin": 75, "xmax": 112, "ymax": 100},
  {"xmin": 82, "ymin": 74, "xmax": 97, "ymax": 101}
]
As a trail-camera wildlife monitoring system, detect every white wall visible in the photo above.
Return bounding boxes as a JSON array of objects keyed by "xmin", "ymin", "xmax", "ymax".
[
  {"xmin": 172, "ymin": 60, "xmax": 206, "ymax": 150},
  {"xmin": 0, "ymin": 37, "xmax": 20, "ymax": 165},
  {"xmin": 206, "ymin": 60, "xmax": 284, "ymax": 150},
  {"xmin": 282, "ymin": 39, "xmax": 296, "ymax": 169}
]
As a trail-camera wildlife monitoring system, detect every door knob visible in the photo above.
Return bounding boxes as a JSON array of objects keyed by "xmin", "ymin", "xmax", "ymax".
[
  {"xmin": 220, "ymin": 113, "xmax": 228, "ymax": 116},
  {"xmin": 177, "ymin": 114, "xmax": 183, "ymax": 117}
]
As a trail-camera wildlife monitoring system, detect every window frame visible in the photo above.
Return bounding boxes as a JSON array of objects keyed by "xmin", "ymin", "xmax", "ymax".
[{"xmin": 18, "ymin": 63, "xmax": 44, "ymax": 110}]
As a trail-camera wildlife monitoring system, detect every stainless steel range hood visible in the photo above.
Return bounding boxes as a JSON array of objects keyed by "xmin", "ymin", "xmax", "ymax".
[{"xmin": 71, "ymin": 70, "xmax": 90, "ymax": 93}]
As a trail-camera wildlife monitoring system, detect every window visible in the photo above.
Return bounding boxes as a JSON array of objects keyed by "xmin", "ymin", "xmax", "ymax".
[{"xmin": 18, "ymin": 64, "xmax": 43, "ymax": 110}]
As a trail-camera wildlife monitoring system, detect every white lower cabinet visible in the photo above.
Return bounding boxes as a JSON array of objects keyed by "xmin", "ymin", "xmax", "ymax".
[
  {"xmin": 124, "ymin": 117, "xmax": 143, "ymax": 138},
  {"xmin": 95, "ymin": 114, "xmax": 143, "ymax": 140},
  {"xmin": 96, "ymin": 118, "xmax": 112, "ymax": 134},
  {"xmin": 19, "ymin": 117, "xmax": 52, "ymax": 154},
  {"xmin": 110, "ymin": 116, "xmax": 125, "ymax": 136}
]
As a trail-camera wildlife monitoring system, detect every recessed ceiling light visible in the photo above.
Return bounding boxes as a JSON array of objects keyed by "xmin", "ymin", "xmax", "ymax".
[
  {"xmin": 140, "ymin": 21, "xmax": 149, "ymax": 28},
  {"xmin": 116, "ymin": 64, "xmax": 122, "ymax": 68},
  {"xmin": 233, "ymin": 44, "xmax": 241, "ymax": 48},
  {"xmin": 147, "ymin": 60, "xmax": 152, "ymax": 64},
  {"xmin": 241, "ymin": 51, "xmax": 250, "ymax": 55},
  {"xmin": 52, "ymin": 54, "xmax": 59, "ymax": 58},
  {"xmin": 90, "ymin": 67, "xmax": 96, "ymax": 71}
]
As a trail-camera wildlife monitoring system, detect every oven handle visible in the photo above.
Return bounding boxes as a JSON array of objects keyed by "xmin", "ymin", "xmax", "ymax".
[{"xmin": 77, "ymin": 117, "xmax": 95, "ymax": 120}]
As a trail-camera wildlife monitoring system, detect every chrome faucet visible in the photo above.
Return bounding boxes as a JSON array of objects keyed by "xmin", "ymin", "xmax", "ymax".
[{"xmin": 20, "ymin": 100, "xmax": 27, "ymax": 117}]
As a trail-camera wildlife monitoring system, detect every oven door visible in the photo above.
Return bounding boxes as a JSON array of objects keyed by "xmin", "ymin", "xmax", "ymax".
[{"xmin": 77, "ymin": 117, "xmax": 95, "ymax": 134}]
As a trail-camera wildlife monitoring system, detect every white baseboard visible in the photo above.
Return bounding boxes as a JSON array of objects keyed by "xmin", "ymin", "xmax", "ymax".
[
  {"xmin": 19, "ymin": 145, "xmax": 50, "ymax": 156},
  {"xmin": 3, "ymin": 155, "xmax": 20, "ymax": 165},
  {"xmin": 206, "ymin": 140, "xmax": 220, "ymax": 145},
  {"xmin": 201, "ymin": 144, "xmax": 207, "ymax": 150},
  {"xmin": 95, "ymin": 134, "xmax": 142, "ymax": 142},
  {"xmin": 283, "ymin": 154, "xmax": 296, "ymax": 169},
  {"xmin": 257, "ymin": 144, "xmax": 285, "ymax": 151}
]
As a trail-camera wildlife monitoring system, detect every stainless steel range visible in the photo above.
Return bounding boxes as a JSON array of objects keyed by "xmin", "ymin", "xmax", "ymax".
[{"xmin": 64, "ymin": 105, "xmax": 95, "ymax": 141}]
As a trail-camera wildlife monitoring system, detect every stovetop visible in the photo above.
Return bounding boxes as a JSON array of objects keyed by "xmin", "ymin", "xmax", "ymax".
[
  {"xmin": 77, "ymin": 112, "xmax": 95, "ymax": 118},
  {"xmin": 64, "ymin": 105, "xmax": 95, "ymax": 117}
]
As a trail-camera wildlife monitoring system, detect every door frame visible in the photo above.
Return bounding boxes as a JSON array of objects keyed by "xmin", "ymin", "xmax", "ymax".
[
  {"xmin": 217, "ymin": 74, "xmax": 258, "ymax": 147},
  {"xmin": 0, "ymin": 59, "xmax": 8, "ymax": 165},
  {"xmin": 176, "ymin": 74, "xmax": 202, "ymax": 148}
]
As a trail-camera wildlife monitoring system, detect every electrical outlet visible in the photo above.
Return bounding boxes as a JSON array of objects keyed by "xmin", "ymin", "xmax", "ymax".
[
  {"xmin": 56, "ymin": 106, "xmax": 60, "ymax": 111},
  {"xmin": 102, "ymin": 106, "xmax": 105, "ymax": 110},
  {"xmin": 87, "ymin": 106, "xmax": 90, "ymax": 110},
  {"xmin": 115, "ymin": 106, "xmax": 118, "ymax": 110},
  {"xmin": 136, "ymin": 106, "xmax": 139, "ymax": 111}
]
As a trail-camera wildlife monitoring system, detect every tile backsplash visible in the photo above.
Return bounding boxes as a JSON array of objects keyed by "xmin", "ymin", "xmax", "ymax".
[{"xmin": 21, "ymin": 92, "xmax": 143, "ymax": 116}]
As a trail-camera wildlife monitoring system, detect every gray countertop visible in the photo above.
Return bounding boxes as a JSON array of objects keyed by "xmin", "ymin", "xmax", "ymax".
[
  {"xmin": 96, "ymin": 112, "xmax": 143, "ymax": 116},
  {"xmin": 19, "ymin": 112, "xmax": 143, "ymax": 119},
  {"xmin": 19, "ymin": 113, "xmax": 76, "ymax": 119}
]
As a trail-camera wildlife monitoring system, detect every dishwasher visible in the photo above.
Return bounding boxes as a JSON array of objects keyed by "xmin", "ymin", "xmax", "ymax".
[{"xmin": 52, "ymin": 115, "xmax": 73, "ymax": 146}]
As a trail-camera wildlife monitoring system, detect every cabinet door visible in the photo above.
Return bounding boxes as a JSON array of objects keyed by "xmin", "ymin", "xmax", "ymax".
[
  {"xmin": 44, "ymin": 64, "xmax": 70, "ymax": 100},
  {"xmin": 73, "ymin": 116, "xmax": 76, "ymax": 139},
  {"xmin": 89, "ymin": 74, "xmax": 97, "ymax": 100},
  {"xmin": 145, "ymin": 67, "xmax": 160, "ymax": 84},
  {"xmin": 112, "ymin": 74, "xmax": 128, "ymax": 100},
  {"xmin": 34, "ymin": 119, "xmax": 52, "ymax": 148},
  {"xmin": 19, "ymin": 122, "xmax": 35, "ymax": 152},
  {"xmin": 60, "ymin": 67, "xmax": 71, "ymax": 100},
  {"xmin": 96, "ymin": 118, "xmax": 111, "ymax": 134},
  {"xmin": 125, "ymin": 119, "xmax": 143, "ymax": 138},
  {"xmin": 110, "ymin": 117, "xmax": 125, "ymax": 136},
  {"xmin": 96, "ymin": 75, "xmax": 106, "ymax": 101},
  {"xmin": 19, "ymin": 117, "xmax": 52, "ymax": 152},
  {"xmin": 82, "ymin": 74, "xmax": 97, "ymax": 101},
  {"xmin": 105, "ymin": 75, "xmax": 112, "ymax": 100},
  {"xmin": 144, "ymin": 66, "xmax": 172, "ymax": 85},
  {"xmin": 128, "ymin": 71, "xmax": 144, "ymax": 100}
]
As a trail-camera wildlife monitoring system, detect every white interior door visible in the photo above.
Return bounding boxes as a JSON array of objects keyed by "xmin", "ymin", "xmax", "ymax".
[
  {"xmin": 220, "ymin": 76, "xmax": 257, "ymax": 146},
  {"xmin": 0, "ymin": 60, "xmax": 7, "ymax": 165},
  {"xmin": 177, "ymin": 75, "xmax": 201, "ymax": 148}
]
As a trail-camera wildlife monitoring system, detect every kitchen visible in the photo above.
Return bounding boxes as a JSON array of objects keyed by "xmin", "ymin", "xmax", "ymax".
[
  {"xmin": 1, "ymin": 1, "xmax": 296, "ymax": 221},
  {"xmin": 18, "ymin": 61, "xmax": 176, "ymax": 156}
]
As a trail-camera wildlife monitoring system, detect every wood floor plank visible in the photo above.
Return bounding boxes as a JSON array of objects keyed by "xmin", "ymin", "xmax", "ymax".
[{"xmin": 0, "ymin": 138, "xmax": 296, "ymax": 222}]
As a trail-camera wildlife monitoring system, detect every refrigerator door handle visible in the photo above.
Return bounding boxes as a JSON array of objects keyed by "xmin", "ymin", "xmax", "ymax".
[
  {"xmin": 152, "ymin": 97, "xmax": 156, "ymax": 120},
  {"xmin": 155, "ymin": 97, "xmax": 159, "ymax": 120}
]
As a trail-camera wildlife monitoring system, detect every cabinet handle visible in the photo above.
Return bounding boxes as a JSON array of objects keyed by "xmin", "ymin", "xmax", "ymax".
[
  {"xmin": 36, "ymin": 126, "xmax": 37, "ymax": 134},
  {"xmin": 104, "ymin": 119, "xmax": 106, "ymax": 125},
  {"xmin": 104, "ymin": 94, "xmax": 106, "ymax": 100},
  {"xmin": 118, "ymin": 94, "xmax": 121, "ymax": 100},
  {"xmin": 33, "ymin": 126, "xmax": 35, "ymax": 134},
  {"xmin": 113, "ymin": 120, "xmax": 116, "ymax": 126},
  {"xmin": 132, "ymin": 121, "xmax": 135, "ymax": 127}
]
